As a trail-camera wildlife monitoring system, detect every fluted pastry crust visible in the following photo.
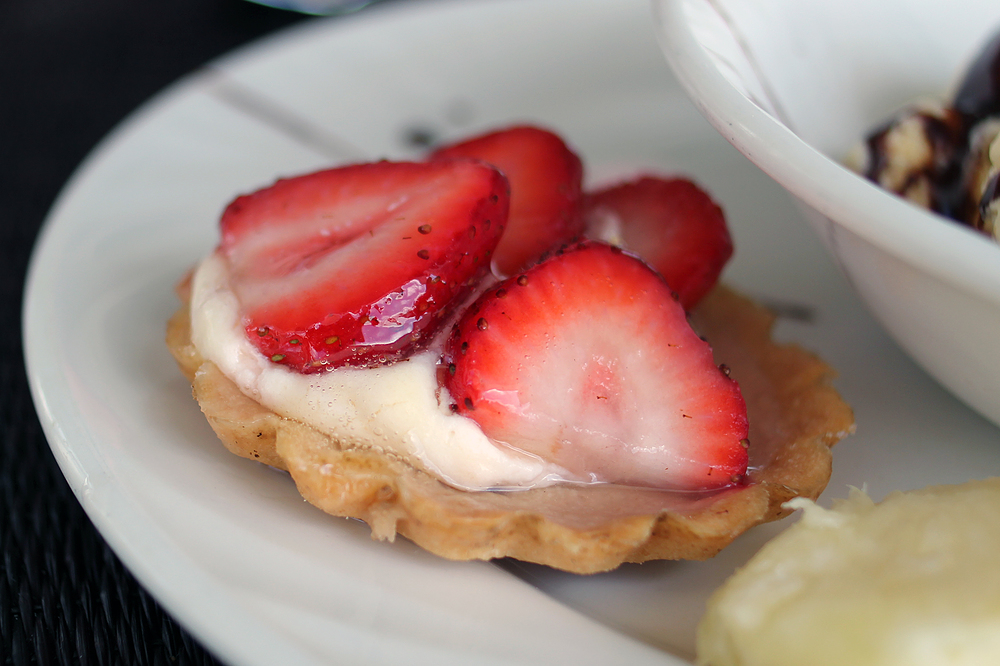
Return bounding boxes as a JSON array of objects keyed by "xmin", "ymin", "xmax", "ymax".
[{"xmin": 167, "ymin": 282, "xmax": 854, "ymax": 574}]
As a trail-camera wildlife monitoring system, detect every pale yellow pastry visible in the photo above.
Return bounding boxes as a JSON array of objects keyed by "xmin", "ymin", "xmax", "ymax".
[
  {"xmin": 965, "ymin": 120, "xmax": 1000, "ymax": 236},
  {"xmin": 698, "ymin": 479, "xmax": 1000, "ymax": 666}
]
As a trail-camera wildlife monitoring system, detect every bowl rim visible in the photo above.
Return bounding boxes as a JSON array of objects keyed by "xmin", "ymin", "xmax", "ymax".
[{"xmin": 652, "ymin": 0, "xmax": 1000, "ymax": 304}]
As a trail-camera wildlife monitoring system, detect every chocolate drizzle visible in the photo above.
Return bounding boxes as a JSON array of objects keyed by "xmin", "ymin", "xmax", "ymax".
[
  {"xmin": 862, "ymin": 28, "xmax": 1000, "ymax": 235},
  {"xmin": 864, "ymin": 108, "xmax": 966, "ymax": 214},
  {"xmin": 954, "ymin": 28, "xmax": 1000, "ymax": 122}
]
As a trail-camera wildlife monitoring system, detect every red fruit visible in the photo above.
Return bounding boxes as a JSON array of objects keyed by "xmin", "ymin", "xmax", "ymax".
[
  {"xmin": 441, "ymin": 241, "xmax": 749, "ymax": 491},
  {"xmin": 220, "ymin": 159, "xmax": 509, "ymax": 373},
  {"xmin": 583, "ymin": 176, "xmax": 733, "ymax": 310},
  {"xmin": 429, "ymin": 125, "xmax": 584, "ymax": 276}
]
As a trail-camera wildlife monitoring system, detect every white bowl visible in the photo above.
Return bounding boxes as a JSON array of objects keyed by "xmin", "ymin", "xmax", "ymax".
[{"xmin": 654, "ymin": 0, "xmax": 1000, "ymax": 427}]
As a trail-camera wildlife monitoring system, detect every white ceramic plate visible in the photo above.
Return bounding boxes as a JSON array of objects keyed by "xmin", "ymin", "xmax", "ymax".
[{"xmin": 23, "ymin": 0, "xmax": 1000, "ymax": 664}]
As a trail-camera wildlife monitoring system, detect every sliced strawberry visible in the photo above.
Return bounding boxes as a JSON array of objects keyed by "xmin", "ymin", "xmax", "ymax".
[
  {"xmin": 441, "ymin": 241, "xmax": 749, "ymax": 491},
  {"xmin": 583, "ymin": 176, "xmax": 733, "ymax": 310},
  {"xmin": 429, "ymin": 125, "xmax": 584, "ymax": 276},
  {"xmin": 220, "ymin": 159, "xmax": 509, "ymax": 373}
]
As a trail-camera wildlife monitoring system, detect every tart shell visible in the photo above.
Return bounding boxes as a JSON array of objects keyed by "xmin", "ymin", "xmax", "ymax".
[{"xmin": 167, "ymin": 282, "xmax": 854, "ymax": 574}]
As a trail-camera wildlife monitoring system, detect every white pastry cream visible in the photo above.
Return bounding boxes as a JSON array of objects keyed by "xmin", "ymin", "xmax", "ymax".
[{"xmin": 189, "ymin": 252, "xmax": 570, "ymax": 490}]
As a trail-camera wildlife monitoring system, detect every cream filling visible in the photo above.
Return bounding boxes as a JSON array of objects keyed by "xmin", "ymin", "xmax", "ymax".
[{"xmin": 188, "ymin": 252, "xmax": 572, "ymax": 491}]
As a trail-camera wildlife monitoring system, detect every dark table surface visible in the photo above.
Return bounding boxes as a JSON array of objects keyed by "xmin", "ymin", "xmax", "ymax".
[{"xmin": 1, "ymin": 2, "xmax": 313, "ymax": 663}]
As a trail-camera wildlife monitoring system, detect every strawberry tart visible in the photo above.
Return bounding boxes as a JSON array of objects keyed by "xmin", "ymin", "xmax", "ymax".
[{"xmin": 167, "ymin": 125, "xmax": 854, "ymax": 573}]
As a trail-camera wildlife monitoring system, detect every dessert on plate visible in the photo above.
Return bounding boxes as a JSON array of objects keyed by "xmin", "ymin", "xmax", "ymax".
[
  {"xmin": 697, "ymin": 479, "xmax": 1000, "ymax": 666},
  {"xmin": 851, "ymin": 27, "xmax": 1000, "ymax": 239},
  {"xmin": 168, "ymin": 124, "xmax": 854, "ymax": 573}
]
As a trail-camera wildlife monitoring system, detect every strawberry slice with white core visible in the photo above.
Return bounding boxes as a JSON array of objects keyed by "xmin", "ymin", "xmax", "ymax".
[
  {"xmin": 441, "ymin": 241, "xmax": 749, "ymax": 491},
  {"xmin": 220, "ymin": 159, "xmax": 509, "ymax": 373},
  {"xmin": 429, "ymin": 125, "xmax": 584, "ymax": 276},
  {"xmin": 583, "ymin": 176, "xmax": 733, "ymax": 310}
]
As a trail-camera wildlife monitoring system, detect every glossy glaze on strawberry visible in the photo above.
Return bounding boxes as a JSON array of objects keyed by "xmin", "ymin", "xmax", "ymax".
[
  {"xmin": 429, "ymin": 125, "xmax": 584, "ymax": 275},
  {"xmin": 441, "ymin": 241, "xmax": 749, "ymax": 491},
  {"xmin": 220, "ymin": 160, "xmax": 509, "ymax": 372},
  {"xmin": 583, "ymin": 176, "xmax": 733, "ymax": 310}
]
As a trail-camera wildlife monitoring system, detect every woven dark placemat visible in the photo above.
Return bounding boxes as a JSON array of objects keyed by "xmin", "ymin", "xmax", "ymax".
[{"xmin": 1, "ymin": 1, "xmax": 307, "ymax": 663}]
